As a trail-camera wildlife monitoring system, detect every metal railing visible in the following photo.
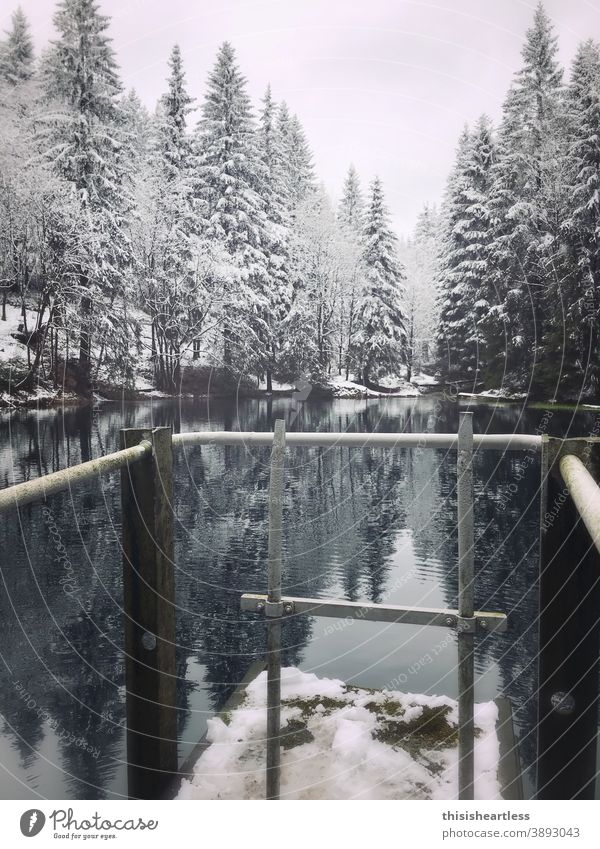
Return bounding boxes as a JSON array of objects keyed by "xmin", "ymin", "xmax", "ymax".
[
  {"xmin": 241, "ymin": 413, "xmax": 506, "ymax": 800},
  {"xmin": 0, "ymin": 440, "xmax": 151, "ymax": 512},
  {"xmin": 0, "ymin": 421, "xmax": 599, "ymax": 800}
]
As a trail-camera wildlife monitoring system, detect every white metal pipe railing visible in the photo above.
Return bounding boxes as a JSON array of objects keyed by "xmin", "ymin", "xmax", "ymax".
[
  {"xmin": 559, "ymin": 454, "xmax": 600, "ymax": 554},
  {"xmin": 0, "ymin": 441, "xmax": 151, "ymax": 512},
  {"xmin": 0, "ymin": 430, "xmax": 540, "ymax": 515},
  {"xmin": 173, "ymin": 431, "xmax": 542, "ymax": 451}
]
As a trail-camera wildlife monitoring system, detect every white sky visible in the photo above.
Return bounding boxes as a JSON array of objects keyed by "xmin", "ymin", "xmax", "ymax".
[{"xmin": 5, "ymin": 0, "xmax": 599, "ymax": 235}]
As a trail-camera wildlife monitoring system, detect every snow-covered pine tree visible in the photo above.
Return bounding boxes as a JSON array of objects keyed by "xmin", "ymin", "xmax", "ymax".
[
  {"xmin": 485, "ymin": 2, "xmax": 566, "ymax": 393},
  {"xmin": 0, "ymin": 6, "xmax": 36, "ymax": 325},
  {"xmin": 120, "ymin": 88, "xmax": 151, "ymax": 165},
  {"xmin": 286, "ymin": 185, "xmax": 343, "ymax": 377},
  {"xmin": 193, "ymin": 42, "xmax": 270, "ymax": 371},
  {"xmin": 257, "ymin": 85, "xmax": 291, "ymax": 391},
  {"xmin": 338, "ymin": 164, "xmax": 364, "ymax": 233},
  {"xmin": 158, "ymin": 44, "xmax": 194, "ymax": 178},
  {"xmin": 277, "ymin": 103, "xmax": 315, "ymax": 213},
  {"xmin": 133, "ymin": 44, "xmax": 221, "ymax": 392},
  {"xmin": 356, "ymin": 176, "xmax": 407, "ymax": 383},
  {"xmin": 561, "ymin": 39, "xmax": 600, "ymax": 398},
  {"xmin": 436, "ymin": 116, "xmax": 494, "ymax": 383},
  {"xmin": 0, "ymin": 7, "xmax": 34, "ymax": 85},
  {"xmin": 337, "ymin": 163, "xmax": 365, "ymax": 378},
  {"xmin": 41, "ymin": 0, "xmax": 133, "ymax": 376},
  {"xmin": 402, "ymin": 203, "xmax": 441, "ymax": 379}
]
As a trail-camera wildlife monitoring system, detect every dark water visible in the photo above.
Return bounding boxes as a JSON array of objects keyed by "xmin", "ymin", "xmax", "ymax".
[{"xmin": 0, "ymin": 396, "xmax": 598, "ymax": 800}]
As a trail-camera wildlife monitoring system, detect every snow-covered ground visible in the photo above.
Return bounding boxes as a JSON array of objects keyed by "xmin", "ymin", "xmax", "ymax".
[
  {"xmin": 412, "ymin": 371, "xmax": 440, "ymax": 386},
  {"xmin": 459, "ymin": 389, "xmax": 528, "ymax": 403},
  {"xmin": 178, "ymin": 667, "xmax": 500, "ymax": 801},
  {"xmin": 0, "ymin": 304, "xmax": 78, "ymax": 408},
  {"xmin": 0, "ymin": 302, "xmax": 35, "ymax": 366},
  {"xmin": 329, "ymin": 375, "xmax": 421, "ymax": 398}
]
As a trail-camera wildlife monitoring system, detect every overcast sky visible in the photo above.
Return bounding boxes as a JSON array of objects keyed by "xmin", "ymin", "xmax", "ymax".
[{"xmin": 5, "ymin": 0, "xmax": 599, "ymax": 235}]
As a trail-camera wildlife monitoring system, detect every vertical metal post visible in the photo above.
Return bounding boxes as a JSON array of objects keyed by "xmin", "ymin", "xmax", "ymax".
[
  {"xmin": 537, "ymin": 437, "xmax": 600, "ymax": 799},
  {"xmin": 266, "ymin": 419, "xmax": 286, "ymax": 800},
  {"xmin": 457, "ymin": 411, "xmax": 475, "ymax": 800},
  {"xmin": 120, "ymin": 427, "xmax": 177, "ymax": 799}
]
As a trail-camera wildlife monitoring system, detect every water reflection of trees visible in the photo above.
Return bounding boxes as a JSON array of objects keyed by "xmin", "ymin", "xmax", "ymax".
[
  {"xmin": 0, "ymin": 397, "xmax": 555, "ymax": 797},
  {"xmin": 407, "ymin": 443, "xmax": 540, "ymax": 788}
]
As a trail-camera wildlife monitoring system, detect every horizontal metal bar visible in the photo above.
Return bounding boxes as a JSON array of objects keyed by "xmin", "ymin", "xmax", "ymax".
[
  {"xmin": 0, "ymin": 441, "xmax": 152, "ymax": 512},
  {"xmin": 240, "ymin": 593, "xmax": 507, "ymax": 633},
  {"xmin": 174, "ymin": 431, "xmax": 542, "ymax": 452},
  {"xmin": 559, "ymin": 453, "xmax": 600, "ymax": 554}
]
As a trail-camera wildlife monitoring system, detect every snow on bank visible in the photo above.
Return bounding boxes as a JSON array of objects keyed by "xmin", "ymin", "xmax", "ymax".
[
  {"xmin": 459, "ymin": 389, "xmax": 528, "ymax": 403},
  {"xmin": 177, "ymin": 667, "xmax": 500, "ymax": 801},
  {"xmin": 412, "ymin": 372, "xmax": 440, "ymax": 387},
  {"xmin": 329, "ymin": 376, "xmax": 421, "ymax": 399}
]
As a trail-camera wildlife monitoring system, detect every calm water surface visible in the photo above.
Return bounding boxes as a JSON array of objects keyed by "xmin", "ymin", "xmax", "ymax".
[{"xmin": 0, "ymin": 396, "xmax": 598, "ymax": 799}]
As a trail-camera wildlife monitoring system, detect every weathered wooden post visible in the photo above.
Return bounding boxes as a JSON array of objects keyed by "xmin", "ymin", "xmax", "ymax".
[
  {"xmin": 120, "ymin": 426, "xmax": 177, "ymax": 799},
  {"xmin": 457, "ymin": 411, "xmax": 475, "ymax": 800},
  {"xmin": 537, "ymin": 436, "xmax": 600, "ymax": 799}
]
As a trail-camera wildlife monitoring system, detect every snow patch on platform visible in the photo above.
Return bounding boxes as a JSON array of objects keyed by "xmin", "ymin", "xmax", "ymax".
[{"xmin": 178, "ymin": 667, "xmax": 500, "ymax": 800}]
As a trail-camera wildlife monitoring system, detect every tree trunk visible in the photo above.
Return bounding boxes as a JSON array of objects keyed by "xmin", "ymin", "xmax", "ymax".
[
  {"xmin": 79, "ymin": 287, "xmax": 92, "ymax": 371},
  {"xmin": 223, "ymin": 325, "xmax": 232, "ymax": 368},
  {"xmin": 266, "ymin": 369, "xmax": 273, "ymax": 393}
]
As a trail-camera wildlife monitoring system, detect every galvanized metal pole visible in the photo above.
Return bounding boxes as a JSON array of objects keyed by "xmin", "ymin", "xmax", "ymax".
[
  {"xmin": 266, "ymin": 419, "xmax": 286, "ymax": 800},
  {"xmin": 457, "ymin": 412, "xmax": 475, "ymax": 800},
  {"xmin": 120, "ymin": 427, "xmax": 177, "ymax": 799}
]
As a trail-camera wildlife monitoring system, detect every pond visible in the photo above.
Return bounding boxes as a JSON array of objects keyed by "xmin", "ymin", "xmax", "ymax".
[{"xmin": 0, "ymin": 395, "xmax": 598, "ymax": 799}]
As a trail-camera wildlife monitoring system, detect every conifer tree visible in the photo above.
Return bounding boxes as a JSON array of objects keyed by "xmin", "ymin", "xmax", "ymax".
[
  {"xmin": 357, "ymin": 176, "xmax": 407, "ymax": 383},
  {"xmin": 41, "ymin": 0, "xmax": 131, "ymax": 372},
  {"xmin": 561, "ymin": 40, "xmax": 600, "ymax": 396},
  {"xmin": 277, "ymin": 103, "xmax": 315, "ymax": 212},
  {"xmin": 0, "ymin": 7, "xmax": 34, "ymax": 85},
  {"xmin": 135, "ymin": 44, "xmax": 198, "ymax": 389},
  {"xmin": 194, "ymin": 42, "xmax": 270, "ymax": 370},
  {"xmin": 403, "ymin": 203, "xmax": 440, "ymax": 378},
  {"xmin": 486, "ymin": 2, "xmax": 565, "ymax": 391},
  {"xmin": 338, "ymin": 164, "xmax": 364, "ymax": 233},
  {"xmin": 337, "ymin": 164, "xmax": 364, "ymax": 378},
  {"xmin": 257, "ymin": 85, "xmax": 291, "ymax": 390},
  {"xmin": 437, "ymin": 117, "xmax": 494, "ymax": 381}
]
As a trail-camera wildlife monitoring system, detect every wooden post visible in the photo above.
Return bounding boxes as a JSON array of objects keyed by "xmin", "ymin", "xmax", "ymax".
[
  {"xmin": 537, "ymin": 436, "xmax": 600, "ymax": 799},
  {"xmin": 120, "ymin": 427, "xmax": 177, "ymax": 799}
]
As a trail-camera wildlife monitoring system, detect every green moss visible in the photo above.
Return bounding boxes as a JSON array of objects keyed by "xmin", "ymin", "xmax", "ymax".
[
  {"xmin": 372, "ymin": 705, "xmax": 458, "ymax": 756},
  {"xmin": 282, "ymin": 695, "xmax": 347, "ymax": 718},
  {"xmin": 380, "ymin": 698, "xmax": 405, "ymax": 717},
  {"xmin": 364, "ymin": 698, "xmax": 405, "ymax": 717},
  {"xmin": 280, "ymin": 718, "xmax": 315, "ymax": 750}
]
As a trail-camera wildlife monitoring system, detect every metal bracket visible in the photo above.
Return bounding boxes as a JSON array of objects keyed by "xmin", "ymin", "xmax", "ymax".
[
  {"xmin": 264, "ymin": 600, "xmax": 284, "ymax": 618},
  {"xmin": 457, "ymin": 616, "xmax": 477, "ymax": 634},
  {"xmin": 241, "ymin": 593, "xmax": 506, "ymax": 632}
]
